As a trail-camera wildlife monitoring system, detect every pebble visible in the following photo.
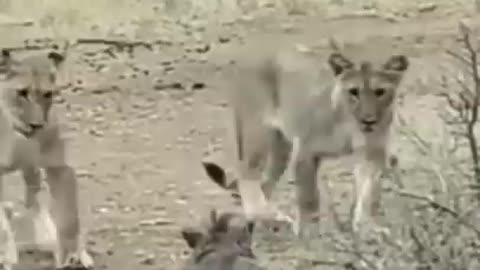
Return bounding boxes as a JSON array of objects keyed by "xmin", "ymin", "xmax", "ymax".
[
  {"xmin": 418, "ymin": 3, "xmax": 436, "ymax": 13},
  {"xmin": 139, "ymin": 217, "xmax": 173, "ymax": 226},
  {"xmin": 140, "ymin": 253, "xmax": 156, "ymax": 265}
]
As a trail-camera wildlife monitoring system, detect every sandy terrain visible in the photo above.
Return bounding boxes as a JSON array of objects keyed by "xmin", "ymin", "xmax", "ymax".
[{"xmin": 0, "ymin": 0, "xmax": 479, "ymax": 269}]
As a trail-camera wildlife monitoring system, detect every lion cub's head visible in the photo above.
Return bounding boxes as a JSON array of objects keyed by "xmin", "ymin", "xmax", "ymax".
[
  {"xmin": 328, "ymin": 52, "xmax": 409, "ymax": 133},
  {"xmin": 0, "ymin": 48, "xmax": 67, "ymax": 137}
]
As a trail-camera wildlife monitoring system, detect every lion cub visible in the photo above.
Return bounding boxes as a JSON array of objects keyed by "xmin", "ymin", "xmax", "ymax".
[
  {"xmin": 205, "ymin": 47, "xmax": 409, "ymax": 237},
  {"xmin": 0, "ymin": 48, "xmax": 93, "ymax": 269}
]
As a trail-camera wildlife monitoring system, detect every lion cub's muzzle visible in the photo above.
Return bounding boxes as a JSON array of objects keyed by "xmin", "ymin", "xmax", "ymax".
[
  {"xmin": 359, "ymin": 118, "xmax": 378, "ymax": 133},
  {"xmin": 15, "ymin": 122, "xmax": 45, "ymax": 138},
  {"xmin": 28, "ymin": 123, "xmax": 44, "ymax": 134}
]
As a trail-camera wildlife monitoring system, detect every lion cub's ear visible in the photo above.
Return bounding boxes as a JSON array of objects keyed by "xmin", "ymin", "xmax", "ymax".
[
  {"xmin": 382, "ymin": 55, "xmax": 409, "ymax": 72},
  {"xmin": 47, "ymin": 42, "xmax": 71, "ymax": 87},
  {"xmin": 0, "ymin": 49, "xmax": 13, "ymax": 67},
  {"xmin": 1, "ymin": 49, "xmax": 10, "ymax": 60},
  {"xmin": 0, "ymin": 49, "xmax": 17, "ymax": 78},
  {"xmin": 48, "ymin": 41, "xmax": 71, "ymax": 70},
  {"xmin": 328, "ymin": 52, "xmax": 354, "ymax": 76},
  {"xmin": 47, "ymin": 51, "xmax": 65, "ymax": 69}
]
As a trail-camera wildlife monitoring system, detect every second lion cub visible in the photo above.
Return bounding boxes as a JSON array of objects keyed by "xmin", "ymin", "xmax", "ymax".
[{"xmin": 206, "ymin": 46, "xmax": 409, "ymax": 237}]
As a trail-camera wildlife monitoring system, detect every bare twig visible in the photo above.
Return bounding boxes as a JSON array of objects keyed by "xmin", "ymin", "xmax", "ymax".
[
  {"xmin": 76, "ymin": 38, "xmax": 153, "ymax": 50},
  {"xmin": 321, "ymin": 176, "xmax": 348, "ymax": 232},
  {"xmin": 389, "ymin": 188, "xmax": 480, "ymax": 237},
  {"xmin": 2, "ymin": 44, "xmax": 53, "ymax": 52},
  {"xmin": 457, "ymin": 22, "xmax": 480, "ymax": 188},
  {"xmin": 332, "ymin": 238, "xmax": 380, "ymax": 270},
  {"xmin": 310, "ymin": 259, "xmax": 349, "ymax": 267},
  {"xmin": 75, "ymin": 38, "xmax": 174, "ymax": 51},
  {"xmin": 446, "ymin": 49, "xmax": 471, "ymax": 67},
  {"xmin": 408, "ymin": 226, "xmax": 438, "ymax": 269}
]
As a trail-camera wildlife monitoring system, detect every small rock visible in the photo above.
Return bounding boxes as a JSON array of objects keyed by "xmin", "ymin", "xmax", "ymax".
[
  {"xmin": 295, "ymin": 44, "xmax": 311, "ymax": 53},
  {"xmin": 91, "ymin": 86, "xmax": 119, "ymax": 95},
  {"xmin": 88, "ymin": 129, "xmax": 104, "ymax": 137},
  {"xmin": 176, "ymin": 199, "xmax": 187, "ymax": 205},
  {"xmin": 95, "ymin": 207, "xmax": 110, "ymax": 214},
  {"xmin": 195, "ymin": 43, "xmax": 210, "ymax": 54},
  {"xmin": 383, "ymin": 13, "xmax": 400, "ymax": 23},
  {"xmin": 140, "ymin": 253, "xmax": 156, "ymax": 265},
  {"xmin": 164, "ymin": 66, "xmax": 175, "ymax": 73},
  {"xmin": 418, "ymin": 3, "xmax": 436, "ymax": 13},
  {"xmin": 281, "ymin": 23, "xmax": 297, "ymax": 33},
  {"xmin": 134, "ymin": 249, "xmax": 147, "ymax": 257},
  {"xmin": 218, "ymin": 36, "xmax": 230, "ymax": 43},
  {"xmin": 139, "ymin": 217, "xmax": 173, "ymax": 226},
  {"xmin": 191, "ymin": 82, "xmax": 205, "ymax": 91},
  {"xmin": 160, "ymin": 60, "xmax": 172, "ymax": 66},
  {"xmin": 122, "ymin": 206, "xmax": 134, "ymax": 213},
  {"xmin": 240, "ymin": 15, "xmax": 254, "ymax": 22},
  {"xmin": 154, "ymin": 82, "xmax": 184, "ymax": 91}
]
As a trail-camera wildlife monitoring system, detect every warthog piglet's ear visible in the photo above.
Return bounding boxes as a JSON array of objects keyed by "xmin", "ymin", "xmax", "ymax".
[{"xmin": 181, "ymin": 227, "xmax": 204, "ymax": 249}]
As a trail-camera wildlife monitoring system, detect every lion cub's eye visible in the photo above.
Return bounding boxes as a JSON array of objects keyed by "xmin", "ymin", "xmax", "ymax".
[
  {"xmin": 348, "ymin": 87, "xmax": 359, "ymax": 97},
  {"xmin": 374, "ymin": 88, "xmax": 386, "ymax": 97},
  {"xmin": 17, "ymin": 88, "xmax": 29, "ymax": 98},
  {"xmin": 43, "ymin": 91, "xmax": 53, "ymax": 99}
]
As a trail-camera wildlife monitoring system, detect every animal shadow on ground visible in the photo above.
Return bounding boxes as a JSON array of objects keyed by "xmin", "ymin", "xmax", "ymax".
[{"xmin": 181, "ymin": 209, "xmax": 265, "ymax": 270}]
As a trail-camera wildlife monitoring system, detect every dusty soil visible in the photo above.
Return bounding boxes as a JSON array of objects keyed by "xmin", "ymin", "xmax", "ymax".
[{"xmin": 1, "ymin": 1, "xmax": 479, "ymax": 269}]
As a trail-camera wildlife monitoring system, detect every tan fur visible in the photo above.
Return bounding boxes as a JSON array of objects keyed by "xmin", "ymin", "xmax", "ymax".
[
  {"xmin": 0, "ymin": 47, "xmax": 93, "ymax": 269},
  {"xmin": 214, "ymin": 46, "xmax": 409, "ymax": 237}
]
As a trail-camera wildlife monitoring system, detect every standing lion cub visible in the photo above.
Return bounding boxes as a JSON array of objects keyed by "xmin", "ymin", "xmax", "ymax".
[
  {"xmin": 204, "ymin": 46, "xmax": 409, "ymax": 237},
  {"xmin": 0, "ymin": 48, "xmax": 93, "ymax": 269}
]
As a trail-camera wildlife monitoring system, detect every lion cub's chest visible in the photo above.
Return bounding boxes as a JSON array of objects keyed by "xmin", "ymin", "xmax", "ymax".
[
  {"xmin": 1, "ymin": 133, "xmax": 54, "ymax": 172},
  {"xmin": 307, "ymin": 119, "xmax": 356, "ymax": 158},
  {"xmin": 2, "ymin": 135, "xmax": 41, "ymax": 172},
  {"xmin": 268, "ymin": 98, "xmax": 361, "ymax": 159}
]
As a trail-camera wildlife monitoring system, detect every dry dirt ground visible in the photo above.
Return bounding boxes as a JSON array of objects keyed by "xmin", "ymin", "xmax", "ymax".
[{"xmin": 1, "ymin": 1, "xmax": 479, "ymax": 270}]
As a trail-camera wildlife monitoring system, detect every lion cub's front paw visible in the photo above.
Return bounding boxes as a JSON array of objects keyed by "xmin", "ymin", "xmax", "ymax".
[
  {"xmin": 0, "ymin": 204, "xmax": 18, "ymax": 270},
  {"xmin": 31, "ymin": 208, "xmax": 58, "ymax": 251},
  {"xmin": 55, "ymin": 249, "xmax": 94, "ymax": 270}
]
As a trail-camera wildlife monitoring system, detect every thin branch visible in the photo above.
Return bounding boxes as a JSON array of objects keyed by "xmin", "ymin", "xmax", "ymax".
[
  {"xmin": 321, "ymin": 176, "xmax": 348, "ymax": 232},
  {"xmin": 389, "ymin": 188, "xmax": 480, "ymax": 237},
  {"xmin": 446, "ymin": 49, "xmax": 471, "ymax": 67},
  {"xmin": 75, "ymin": 37, "xmax": 173, "ymax": 47},
  {"xmin": 310, "ymin": 259, "xmax": 350, "ymax": 267},
  {"xmin": 458, "ymin": 23, "xmax": 480, "ymax": 187},
  {"xmin": 335, "ymin": 239, "xmax": 379, "ymax": 270}
]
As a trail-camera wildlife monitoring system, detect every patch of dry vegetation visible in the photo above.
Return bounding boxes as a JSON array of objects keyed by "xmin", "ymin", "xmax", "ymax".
[
  {"xmin": 0, "ymin": 1, "xmax": 478, "ymax": 269},
  {"xmin": 0, "ymin": 0, "xmax": 467, "ymax": 41}
]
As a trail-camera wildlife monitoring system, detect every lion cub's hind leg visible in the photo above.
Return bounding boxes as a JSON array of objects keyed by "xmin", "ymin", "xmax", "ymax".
[
  {"xmin": 260, "ymin": 128, "xmax": 291, "ymax": 199},
  {"xmin": 280, "ymin": 136, "xmax": 301, "ymax": 185}
]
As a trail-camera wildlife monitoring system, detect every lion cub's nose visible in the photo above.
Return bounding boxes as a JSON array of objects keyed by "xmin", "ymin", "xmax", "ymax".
[
  {"xmin": 29, "ymin": 123, "xmax": 44, "ymax": 130},
  {"xmin": 361, "ymin": 119, "xmax": 377, "ymax": 126}
]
